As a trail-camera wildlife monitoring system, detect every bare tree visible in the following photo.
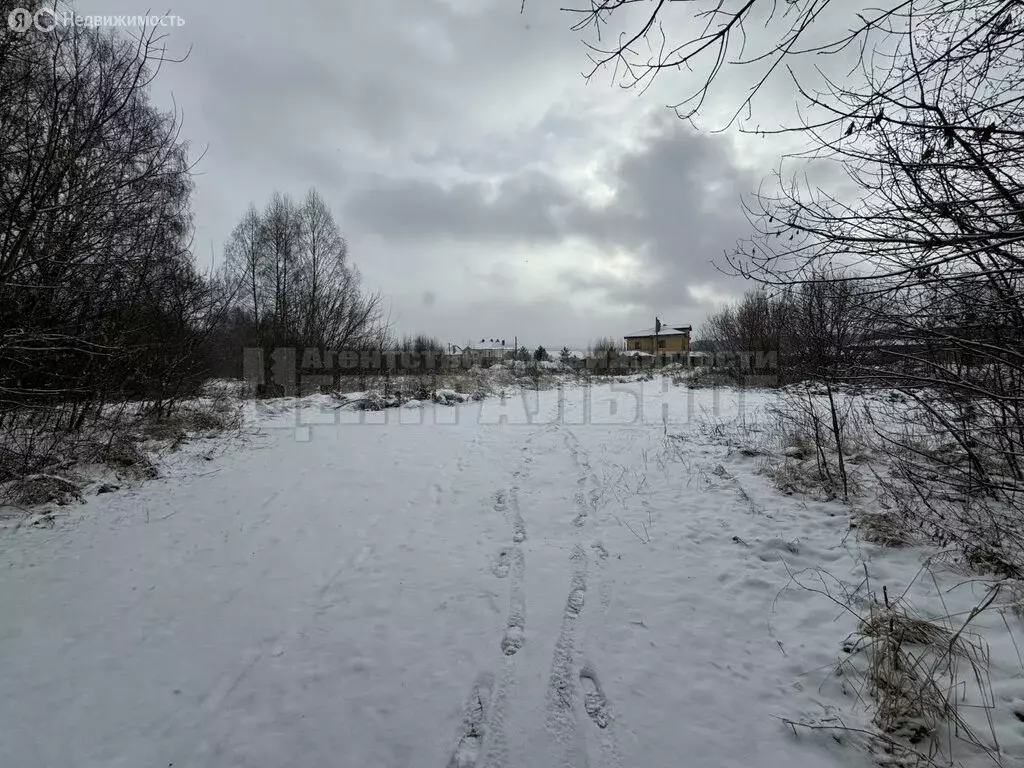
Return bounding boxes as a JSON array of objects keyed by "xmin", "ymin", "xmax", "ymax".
[
  {"xmin": 589, "ymin": 336, "xmax": 622, "ymax": 356},
  {"xmin": 260, "ymin": 191, "xmax": 302, "ymax": 345},
  {"xmin": 0, "ymin": 13, "xmax": 198, "ymax": 413},
  {"xmin": 298, "ymin": 189, "xmax": 345, "ymax": 347},
  {"xmin": 548, "ymin": 0, "xmax": 1024, "ymax": 575},
  {"xmin": 701, "ymin": 288, "xmax": 792, "ymax": 380},
  {"xmin": 296, "ymin": 190, "xmax": 383, "ymax": 350},
  {"xmin": 223, "ymin": 204, "xmax": 266, "ymax": 341},
  {"xmin": 219, "ymin": 187, "xmax": 386, "ymax": 373},
  {"xmin": 394, "ymin": 334, "xmax": 445, "ymax": 354}
]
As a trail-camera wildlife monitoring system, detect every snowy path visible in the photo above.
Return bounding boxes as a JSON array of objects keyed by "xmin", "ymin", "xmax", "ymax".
[{"xmin": 1, "ymin": 383, "xmax": 866, "ymax": 768}]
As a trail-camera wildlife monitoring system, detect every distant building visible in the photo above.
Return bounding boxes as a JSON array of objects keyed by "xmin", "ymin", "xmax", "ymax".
[
  {"xmin": 450, "ymin": 339, "xmax": 510, "ymax": 359},
  {"xmin": 623, "ymin": 325, "xmax": 692, "ymax": 355}
]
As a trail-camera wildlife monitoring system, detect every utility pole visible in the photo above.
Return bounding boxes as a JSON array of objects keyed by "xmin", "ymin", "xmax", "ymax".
[{"xmin": 654, "ymin": 316, "xmax": 661, "ymax": 369}]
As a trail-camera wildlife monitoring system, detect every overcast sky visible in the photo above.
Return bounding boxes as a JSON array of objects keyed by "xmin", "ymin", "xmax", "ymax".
[{"xmin": 69, "ymin": 0, "xmax": 839, "ymax": 348}]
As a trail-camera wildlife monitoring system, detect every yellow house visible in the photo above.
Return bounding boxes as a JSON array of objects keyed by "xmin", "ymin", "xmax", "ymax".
[{"xmin": 624, "ymin": 325, "xmax": 692, "ymax": 355}]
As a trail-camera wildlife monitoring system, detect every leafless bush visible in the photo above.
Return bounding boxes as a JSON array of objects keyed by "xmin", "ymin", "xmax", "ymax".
[
  {"xmin": 142, "ymin": 402, "xmax": 242, "ymax": 445},
  {"xmin": 1001, "ymin": 581, "xmax": 1024, "ymax": 620},
  {"xmin": 763, "ymin": 387, "xmax": 869, "ymax": 501},
  {"xmin": 702, "ymin": 288, "xmax": 791, "ymax": 382},
  {"xmin": 392, "ymin": 335, "xmax": 446, "ymax": 355},
  {"xmin": 677, "ymin": 367, "xmax": 736, "ymax": 389},
  {"xmin": 865, "ymin": 398, "xmax": 1024, "ymax": 580}
]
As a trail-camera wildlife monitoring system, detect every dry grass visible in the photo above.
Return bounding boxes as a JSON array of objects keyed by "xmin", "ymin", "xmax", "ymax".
[
  {"xmin": 851, "ymin": 510, "xmax": 915, "ymax": 548},
  {"xmin": 2, "ymin": 473, "xmax": 84, "ymax": 507},
  {"xmin": 676, "ymin": 368, "xmax": 737, "ymax": 389},
  {"xmin": 0, "ymin": 389, "xmax": 246, "ymax": 514},
  {"xmin": 760, "ymin": 388, "xmax": 876, "ymax": 502},
  {"xmin": 863, "ymin": 606, "xmax": 982, "ymax": 738},
  {"xmin": 837, "ymin": 586, "xmax": 1001, "ymax": 764},
  {"xmin": 862, "ymin": 395, "xmax": 1024, "ymax": 581},
  {"xmin": 783, "ymin": 562, "xmax": 1008, "ymax": 767},
  {"xmin": 999, "ymin": 580, "xmax": 1024, "ymax": 620},
  {"xmin": 89, "ymin": 435, "xmax": 159, "ymax": 477},
  {"xmin": 765, "ymin": 452, "xmax": 861, "ymax": 501},
  {"xmin": 331, "ymin": 366, "xmax": 568, "ymax": 406},
  {"xmin": 141, "ymin": 400, "xmax": 242, "ymax": 447}
]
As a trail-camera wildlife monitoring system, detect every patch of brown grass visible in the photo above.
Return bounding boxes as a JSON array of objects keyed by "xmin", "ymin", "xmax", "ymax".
[
  {"xmin": 852, "ymin": 510, "xmax": 915, "ymax": 548},
  {"xmin": 840, "ymin": 592, "xmax": 997, "ymax": 759},
  {"xmin": 2, "ymin": 473, "xmax": 83, "ymax": 506}
]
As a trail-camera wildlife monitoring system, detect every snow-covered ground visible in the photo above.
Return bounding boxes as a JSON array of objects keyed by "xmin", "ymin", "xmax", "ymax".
[{"xmin": 2, "ymin": 380, "xmax": 1020, "ymax": 767}]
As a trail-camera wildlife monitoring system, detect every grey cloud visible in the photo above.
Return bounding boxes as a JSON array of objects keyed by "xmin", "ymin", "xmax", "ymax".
[
  {"xmin": 346, "ymin": 115, "xmax": 759, "ymax": 313},
  {"xmin": 346, "ymin": 171, "xmax": 575, "ymax": 244},
  {"xmin": 584, "ymin": 117, "xmax": 758, "ymax": 306},
  {"xmin": 75, "ymin": 0, "xmax": 777, "ymax": 344}
]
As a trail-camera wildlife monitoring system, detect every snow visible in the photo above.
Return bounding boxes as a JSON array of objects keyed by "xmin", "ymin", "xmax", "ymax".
[
  {"xmin": 623, "ymin": 326, "xmax": 690, "ymax": 338},
  {"xmin": 1, "ymin": 380, "xmax": 1020, "ymax": 768},
  {"xmin": 456, "ymin": 341, "xmax": 510, "ymax": 353}
]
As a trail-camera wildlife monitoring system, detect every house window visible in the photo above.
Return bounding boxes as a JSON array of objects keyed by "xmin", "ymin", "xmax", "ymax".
[{"xmin": 657, "ymin": 339, "xmax": 666, "ymax": 349}]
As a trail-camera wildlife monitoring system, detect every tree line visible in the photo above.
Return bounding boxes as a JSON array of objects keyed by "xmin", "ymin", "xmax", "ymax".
[{"xmin": 0, "ymin": 9, "xmax": 381, "ymax": 477}]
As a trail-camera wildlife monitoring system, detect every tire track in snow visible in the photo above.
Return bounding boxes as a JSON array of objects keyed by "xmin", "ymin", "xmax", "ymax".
[
  {"xmin": 323, "ymin": 424, "xmax": 477, "ymax": 607},
  {"xmin": 431, "ymin": 425, "xmax": 483, "ymax": 532},
  {"xmin": 317, "ymin": 542, "xmax": 375, "ymax": 600},
  {"xmin": 195, "ymin": 479, "xmax": 384, "ymax": 759},
  {"xmin": 196, "ymin": 536, "xmax": 380, "ymax": 761}
]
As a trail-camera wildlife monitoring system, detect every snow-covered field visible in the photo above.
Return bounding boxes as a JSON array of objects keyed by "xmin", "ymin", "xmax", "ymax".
[{"xmin": 2, "ymin": 380, "xmax": 1021, "ymax": 767}]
